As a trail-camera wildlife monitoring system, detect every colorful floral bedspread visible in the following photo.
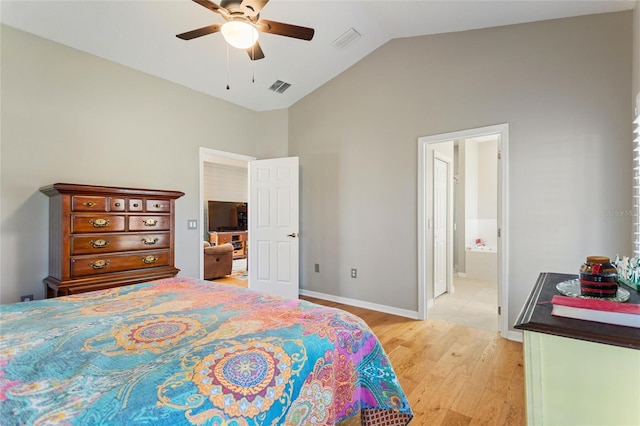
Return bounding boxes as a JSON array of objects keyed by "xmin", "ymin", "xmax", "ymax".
[{"xmin": 1, "ymin": 277, "xmax": 412, "ymax": 425}]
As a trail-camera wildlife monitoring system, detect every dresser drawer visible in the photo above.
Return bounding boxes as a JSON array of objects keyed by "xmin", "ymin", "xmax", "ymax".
[
  {"xmin": 146, "ymin": 199, "xmax": 171, "ymax": 212},
  {"xmin": 129, "ymin": 199, "xmax": 144, "ymax": 211},
  {"xmin": 71, "ymin": 233, "xmax": 171, "ymax": 255},
  {"xmin": 72, "ymin": 215, "xmax": 126, "ymax": 233},
  {"xmin": 128, "ymin": 215, "xmax": 170, "ymax": 231},
  {"xmin": 110, "ymin": 198, "xmax": 126, "ymax": 211},
  {"xmin": 71, "ymin": 251, "xmax": 170, "ymax": 277},
  {"xmin": 72, "ymin": 196, "xmax": 107, "ymax": 212}
]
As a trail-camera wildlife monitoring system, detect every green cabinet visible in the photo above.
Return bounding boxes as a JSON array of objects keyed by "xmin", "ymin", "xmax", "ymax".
[{"xmin": 516, "ymin": 273, "xmax": 640, "ymax": 426}]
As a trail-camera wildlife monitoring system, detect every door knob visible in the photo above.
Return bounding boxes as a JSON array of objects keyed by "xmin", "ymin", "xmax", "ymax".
[{"xmin": 287, "ymin": 233, "xmax": 298, "ymax": 238}]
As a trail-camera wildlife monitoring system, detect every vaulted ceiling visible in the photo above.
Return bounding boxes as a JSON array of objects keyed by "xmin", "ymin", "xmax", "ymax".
[{"xmin": 1, "ymin": 0, "xmax": 635, "ymax": 111}]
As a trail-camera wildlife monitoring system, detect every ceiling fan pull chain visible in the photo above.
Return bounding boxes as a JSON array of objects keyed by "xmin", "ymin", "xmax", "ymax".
[
  {"xmin": 252, "ymin": 30, "xmax": 256, "ymax": 83},
  {"xmin": 226, "ymin": 43, "xmax": 230, "ymax": 90}
]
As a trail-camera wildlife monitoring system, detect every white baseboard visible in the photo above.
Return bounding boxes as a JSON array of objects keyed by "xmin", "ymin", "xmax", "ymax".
[
  {"xmin": 300, "ymin": 289, "xmax": 524, "ymax": 343},
  {"xmin": 505, "ymin": 329, "xmax": 523, "ymax": 342},
  {"xmin": 300, "ymin": 289, "xmax": 420, "ymax": 320}
]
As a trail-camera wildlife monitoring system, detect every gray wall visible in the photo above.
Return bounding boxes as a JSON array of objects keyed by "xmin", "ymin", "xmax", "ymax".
[
  {"xmin": 0, "ymin": 25, "xmax": 286, "ymax": 303},
  {"xmin": 289, "ymin": 12, "xmax": 633, "ymax": 329},
  {"xmin": 0, "ymin": 9, "xmax": 637, "ymax": 335}
]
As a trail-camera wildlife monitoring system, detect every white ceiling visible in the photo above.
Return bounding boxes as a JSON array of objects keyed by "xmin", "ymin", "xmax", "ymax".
[{"xmin": 1, "ymin": 0, "xmax": 635, "ymax": 111}]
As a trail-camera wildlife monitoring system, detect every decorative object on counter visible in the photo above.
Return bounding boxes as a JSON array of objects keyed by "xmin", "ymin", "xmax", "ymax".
[
  {"xmin": 579, "ymin": 256, "xmax": 619, "ymax": 298},
  {"xmin": 556, "ymin": 279, "xmax": 630, "ymax": 302},
  {"xmin": 551, "ymin": 295, "xmax": 640, "ymax": 328},
  {"xmin": 613, "ymin": 255, "xmax": 640, "ymax": 291}
]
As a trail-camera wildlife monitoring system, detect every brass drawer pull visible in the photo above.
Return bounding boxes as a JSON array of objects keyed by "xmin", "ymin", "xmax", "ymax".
[
  {"xmin": 115, "ymin": 202, "xmax": 121, "ymax": 207},
  {"xmin": 89, "ymin": 218, "xmax": 110, "ymax": 228},
  {"xmin": 142, "ymin": 219, "xmax": 158, "ymax": 227},
  {"xmin": 154, "ymin": 203, "xmax": 161, "ymax": 208},
  {"xmin": 89, "ymin": 239, "xmax": 110, "ymax": 249},
  {"xmin": 83, "ymin": 201, "xmax": 97, "ymax": 208},
  {"xmin": 89, "ymin": 259, "xmax": 110, "ymax": 269},
  {"xmin": 142, "ymin": 237, "xmax": 159, "ymax": 245},
  {"xmin": 133, "ymin": 203, "xmax": 140, "ymax": 208},
  {"xmin": 142, "ymin": 255, "xmax": 158, "ymax": 264}
]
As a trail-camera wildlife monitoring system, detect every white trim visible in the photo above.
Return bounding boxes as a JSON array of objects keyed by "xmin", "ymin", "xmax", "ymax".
[
  {"xmin": 300, "ymin": 289, "xmax": 420, "ymax": 320},
  {"xmin": 417, "ymin": 140, "xmax": 427, "ymax": 319},
  {"xmin": 507, "ymin": 329, "xmax": 523, "ymax": 342},
  {"xmin": 417, "ymin": 124, "xmax": 510, "ymax": 340},
  {"xmin": 199, "ymin": 148, "xmax": 256, "ymax": 280},
  {"xmin": 633, "ymin": 97, "xmax": 639, "ymax": 256}
]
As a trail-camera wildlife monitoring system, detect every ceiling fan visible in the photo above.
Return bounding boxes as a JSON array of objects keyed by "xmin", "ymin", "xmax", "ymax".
[{"xmin": 176, "ymin": 0, "xmax": 315, "ymax": 61}]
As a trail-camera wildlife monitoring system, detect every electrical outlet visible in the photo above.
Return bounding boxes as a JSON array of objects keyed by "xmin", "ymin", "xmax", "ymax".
[
  {"xmin": 21, "ymin": 294, "xmax": 34, "ymax": 302},
  {"xmin": 314, "ymin": 263, "xmax": 320, "ymax": 273},
  {"xmin": 350, "ymin": 268, "xmax": 357, "ymax": 278}
]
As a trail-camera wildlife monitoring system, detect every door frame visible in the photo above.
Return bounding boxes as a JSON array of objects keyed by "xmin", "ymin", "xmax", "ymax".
[
  {"xmin": 432, "ymin": 151, "xmax": 454, "ymax": 298},
  {"xmin": 417, "ymin": 123, "xmax": 510, "ymax": 338},
  {"xmin": 199, "ymin": 148, "xmax": 256, "ymax": 281}
]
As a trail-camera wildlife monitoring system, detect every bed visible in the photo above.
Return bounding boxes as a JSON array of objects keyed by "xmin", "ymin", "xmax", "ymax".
[{"xmin": 0, "ymin": 277, "xmax": 412, "ymax": 425}]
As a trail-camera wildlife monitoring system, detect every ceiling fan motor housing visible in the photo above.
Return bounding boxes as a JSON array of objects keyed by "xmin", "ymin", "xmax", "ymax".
[{"xmin": 177, "ymin": 0, "xmax": 314, "ymax": 61}]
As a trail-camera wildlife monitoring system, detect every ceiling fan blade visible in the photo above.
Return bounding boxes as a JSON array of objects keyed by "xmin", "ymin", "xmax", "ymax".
[
  {"xmin": 247, "ymin": 41, "xmax": 265, "ymax": 60},
  {"xmin": 257, "ymin": 19, "xmax": 314, "ymax": 41},
  {"xmin": 241, "ymin": 0, "xmax": 268, "ymax": 18},
  {"xmin": 192, "ymin": 0, "xmax": 223, "ymax": 14},
  {"xmin": 176, "ymin": 24, "xmax": 223, "ymax": 40}
]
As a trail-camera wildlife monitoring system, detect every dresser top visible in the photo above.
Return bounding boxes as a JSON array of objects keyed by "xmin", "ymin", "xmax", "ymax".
[
  {"xmin": 40, "ymin": 183, "xmax": 184, "ymax": 199},
  {"xmin": 515, "ymin": 272, "xmax": 640, "ymax": 350}
]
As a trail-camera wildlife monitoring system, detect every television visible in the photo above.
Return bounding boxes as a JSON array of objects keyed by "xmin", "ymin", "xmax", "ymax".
[{"xmin": 207, "ymin": 201, "xmax": 247, "ymax": 232}]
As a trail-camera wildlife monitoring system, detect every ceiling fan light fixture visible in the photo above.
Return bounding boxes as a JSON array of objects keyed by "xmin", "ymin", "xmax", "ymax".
[{"xmin": 221, "ymin": 20, "xmax": 259, "ymax": 49}]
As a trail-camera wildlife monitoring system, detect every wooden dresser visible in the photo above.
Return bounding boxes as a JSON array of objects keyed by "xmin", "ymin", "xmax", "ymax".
[{"xmin": 40, "ymin": 183, "xmax": 184, "ymax": 297}]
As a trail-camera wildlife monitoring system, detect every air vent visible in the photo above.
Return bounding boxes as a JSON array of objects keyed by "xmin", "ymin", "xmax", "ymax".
[
  {"xmin": 269, "ymin": 80, "xmax": 291, "ymax": 94},
  {"xmin": 331, "ymin": 28, "xmax": 361, "ymax": 49}
]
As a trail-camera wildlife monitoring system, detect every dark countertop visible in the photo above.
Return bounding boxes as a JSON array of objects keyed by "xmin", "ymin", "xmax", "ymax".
[{"xmin": 514, "ymin": 272, "xmax": 640, "ymax": 350}]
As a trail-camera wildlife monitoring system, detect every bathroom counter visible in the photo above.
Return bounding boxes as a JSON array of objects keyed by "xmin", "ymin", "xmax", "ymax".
[{"xmin": 514, "ymin": 272, "xmax": 640, "ymax": 426}]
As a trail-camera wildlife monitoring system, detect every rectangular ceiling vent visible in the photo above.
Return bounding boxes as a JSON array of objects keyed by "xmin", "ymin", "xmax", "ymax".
[
  {"xmin": 269, "ymin": 80, "xmax": 291, "ymax": 94},
  {"xmin": 332, "ymin": 28, "xmax": 361, "ymax": 49}
]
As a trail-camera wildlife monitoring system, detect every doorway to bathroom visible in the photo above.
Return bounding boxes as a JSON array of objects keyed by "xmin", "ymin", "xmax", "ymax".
[{"xmin": 418, "ymin": 124, "xmax": 509, "ymax": 337}]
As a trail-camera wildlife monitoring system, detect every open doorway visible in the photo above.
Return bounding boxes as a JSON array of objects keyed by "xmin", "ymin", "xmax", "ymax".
[
  {"xmin": 418, "ymin": 124, "xmax": 509, "ymax": 338},
  {"xmin": 199, "ymin": 148, "xmax": 255, "ymax": 282},
  {"xmin": 430, "ymin": 136, "xmax": 499, "ymax": 332}
]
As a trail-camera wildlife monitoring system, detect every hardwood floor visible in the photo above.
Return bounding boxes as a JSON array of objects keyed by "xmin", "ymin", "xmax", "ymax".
[{"xmin": 302, "ymin": 296, "xmax": 526, "ymax": 426}]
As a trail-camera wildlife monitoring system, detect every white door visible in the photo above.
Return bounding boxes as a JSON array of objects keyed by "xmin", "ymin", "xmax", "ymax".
[
  {"xmin": 248, "ymin": 157, "xmax": 299, "ymax": 299},
  {"xmin": 433, "ymin": 153, "xmax": 450, "ymax": 297}
]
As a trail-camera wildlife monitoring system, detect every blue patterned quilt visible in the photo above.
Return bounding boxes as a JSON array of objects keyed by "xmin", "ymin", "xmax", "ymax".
[{"xmin": 1, "ymin": 278, "xmax": 412, "ymax": 425}]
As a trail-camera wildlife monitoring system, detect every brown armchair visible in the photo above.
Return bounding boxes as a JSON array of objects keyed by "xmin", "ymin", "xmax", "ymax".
[{"xmin": 203, "ymin": 242, "xmax": 234, "ymax": 280}]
